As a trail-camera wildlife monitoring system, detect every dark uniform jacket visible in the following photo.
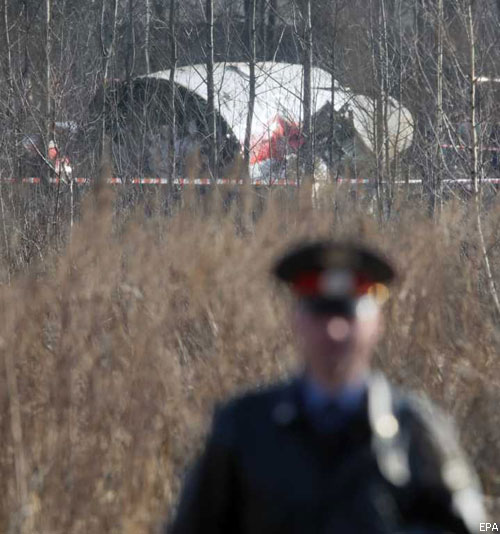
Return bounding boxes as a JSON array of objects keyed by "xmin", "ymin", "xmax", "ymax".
[{"xmin": 169, "ymin": 374, "xmax": 485, "ymax": 534}]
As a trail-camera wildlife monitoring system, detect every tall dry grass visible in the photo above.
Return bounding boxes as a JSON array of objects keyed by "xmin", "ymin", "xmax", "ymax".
[{"xmin": 0, "ymin": 184, "xmax": 499, "ymax": 532}]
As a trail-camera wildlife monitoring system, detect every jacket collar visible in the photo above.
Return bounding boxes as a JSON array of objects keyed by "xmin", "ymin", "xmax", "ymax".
[
  {"xmin": 271, "ymin": 373, "xmax": 374, "ymax": 429},
  {"xmin": 271, "ymin": 378, "xmax": 303, "ymax": 427}
]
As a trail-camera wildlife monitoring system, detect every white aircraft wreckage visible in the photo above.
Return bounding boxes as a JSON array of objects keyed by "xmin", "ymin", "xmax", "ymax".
[{"xmin": 99, "ymin": 62, "xmax": 414, "ymax": 183}]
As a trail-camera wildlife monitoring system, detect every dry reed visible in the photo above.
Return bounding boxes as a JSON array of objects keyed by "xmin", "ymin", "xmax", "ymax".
[{"xmin": 0, "ymin": 184, "xmax": 499, "ymax": 532}]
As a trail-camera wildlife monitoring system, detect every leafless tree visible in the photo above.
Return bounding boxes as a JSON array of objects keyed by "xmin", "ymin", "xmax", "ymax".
[
  {"xmin": 466, "ymin": 0, "xmax": 500, "ymax": 317},
  {"xmin": 243, "ymin": 0, "xmax": 256, "ymax": 172},
  {"xmin": 301, "ymin": 0, "xmax": 314, "ymax": 181},
  {"xmin": 1, "ymin": 0, "xmax": 500, "ymax": 213},
  {"xmin": 145, "ymin": 0, "xmax": 151, "ymax": 74},
  {"xmin": 206, "ymin": 0, "xmax": 217, "ymax": 177},
  {"xmin": 435, "ymin": 0, "xmax": 444, "ymax": 213},
  {"xmin": 168, "ymin": 0, "xmax": 177, "ymax": 182}
]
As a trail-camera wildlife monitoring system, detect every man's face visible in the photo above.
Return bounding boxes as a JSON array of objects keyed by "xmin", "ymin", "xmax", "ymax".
[{"xmin": 293, "ymin": 297, "xmax": 382, "ymax": 387}]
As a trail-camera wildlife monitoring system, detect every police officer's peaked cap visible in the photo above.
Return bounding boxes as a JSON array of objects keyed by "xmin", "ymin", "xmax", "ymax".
[{"xmin": 273, "ymin": 240, "xmax": 396, "ymax": 300}]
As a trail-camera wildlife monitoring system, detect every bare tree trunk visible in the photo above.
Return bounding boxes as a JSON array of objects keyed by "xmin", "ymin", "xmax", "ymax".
[
  {"xmin": 22, "ymin": 0, "xmax": 29, "ymax": 83},
  {"xmin": 329, "ymin": 0, "xmax": 341, "ymax": 179},
  {"xmin": 101, "ymin": 0, "xmax": 118, "ymax": 82},
  {"xmin": 302, "ymin": 0, "xmax": 313, "ymax": 182},
  {"xmin": 267, "ymin": 0, "xmax": 277, "ymax": 58},
  {"xmin": 126, "ymin": 0, "xmax": 135, "ymax": 85},
  {"xmin": 70, "ymin": 176, "xmax": 74, "ymax": 229},
  {"xmin": 330, "ymin": 66, "xmax": 336, "ymax": 179},
  {"xmin": 0, "ymin": 185, "xmax": 10, "ymax": 287},
  {"xmin": 145, "ymin": 0, "xmax": 151, "ymax": 74},
  {"xmin": 168, "ymin": 0, "xmax": 177, "ymax": 183},
  {"xmin": 435, "ymin": 0, "xmax": 444, "ymax": 214},
  {"xmin": 100, "ymin": 0, "xmax": 119, "ymax": 159},
  {"xmin": 45, "ymin": 0, "xmax": 53, "ymax": 186},
  {"xmin": 206, "ymin": 0, "xmax": 217, "ymax": 178},
  {"xmin": 467, "ymin": 1, "xmax": 500, "ymax": 317},
  {"xmin": 395, "ymin": 0, "xmax": 404, "ymax": 191},
  {"xmin": 46, "ymin": 0, "xmax": 52, "ymax": 126},
  {"xmin": 380, "ymin": 0, "xmax": 392, "ymax": 214},
  {"xmin": 469, "ymin": 4, "xmax": 479, "ymax": 198},
  {"xmin": 369, "ymin": 0, "xmax": 384, "ymax": 216},
  {"xmin": 3, "ymin": 0, "xmax": 18, "ymax": 181},
  {"xmin": 257, "ymin": 0, "xmax": 266, "ymax": 59},
  {"xmin": 244, "ymin": 0, "xmax": 256, "ymax": 172},
  {"xmin": 3, "ymin": 0, "xmax": 13, "ymax": 96},
  {"xmin": 375, "ymin": 91, "xmax": 384, "ymax": 216}
]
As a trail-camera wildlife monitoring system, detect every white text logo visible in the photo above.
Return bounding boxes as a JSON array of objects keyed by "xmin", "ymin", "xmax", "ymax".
[{"xmin": 480, "ymin": 524, "xmax": 499, "ymax": 532}]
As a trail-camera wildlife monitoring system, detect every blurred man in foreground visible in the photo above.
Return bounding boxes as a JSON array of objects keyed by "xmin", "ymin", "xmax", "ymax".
[{"xmin": 170, "ymin": 241, "xmax": 486, "ymax": 533}]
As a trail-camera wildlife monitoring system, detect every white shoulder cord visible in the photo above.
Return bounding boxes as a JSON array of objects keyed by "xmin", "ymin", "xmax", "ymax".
[
  {"xmin": 367, "ymin": 372, "xmax": 411, "ymax": 488},
  {"xmin": 368, "ymin": 373, "xmax": 487, "ymax": 532}
]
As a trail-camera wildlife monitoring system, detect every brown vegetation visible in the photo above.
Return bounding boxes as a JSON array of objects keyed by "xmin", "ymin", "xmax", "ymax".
[{"xmin": 0, "ymin": 185, "xmax": 499, "ymax": 532}]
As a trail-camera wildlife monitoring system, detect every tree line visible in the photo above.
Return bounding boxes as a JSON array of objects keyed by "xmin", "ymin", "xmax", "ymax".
[{"xmin": 1, "ymin": 0, "xmax": 500, "ymax": 209}]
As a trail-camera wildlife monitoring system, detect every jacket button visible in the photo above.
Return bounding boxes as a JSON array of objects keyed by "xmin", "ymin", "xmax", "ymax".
[{"xmin": 273, "ymin": 402, "xmax": 296, "ymax": 425}]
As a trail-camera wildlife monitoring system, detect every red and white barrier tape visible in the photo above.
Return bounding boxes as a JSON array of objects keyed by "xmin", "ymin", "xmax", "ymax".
[
  {"xmin": 5, "ymin": 177, "xmax": 500, "ymax": 185},
  {"xmin": 9, "ymin": 177, "xmax": 300, "ymax": 186},
  {"xmin": 440, "ymin": 144, "xmax": 500, "ymax": 152}
]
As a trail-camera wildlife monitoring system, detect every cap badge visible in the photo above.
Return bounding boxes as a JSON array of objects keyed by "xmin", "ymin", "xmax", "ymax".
[{"xmin": 319, "ymin": 270, "xmax": 354, "ymax": 297}]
